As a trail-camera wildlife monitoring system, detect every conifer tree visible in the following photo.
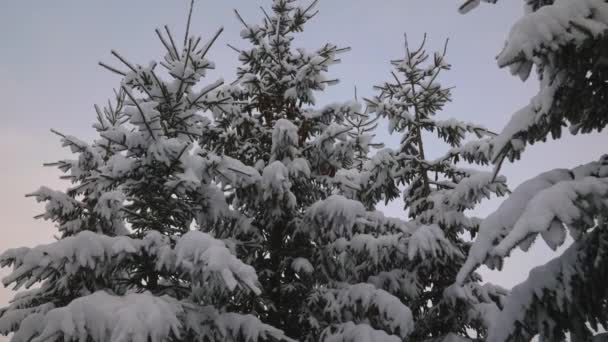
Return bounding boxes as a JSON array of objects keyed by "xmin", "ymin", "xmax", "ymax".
[
  {"xmin": 455, "ymin": 0, "xmax": 608, "ymax": 341},
  {"xmin": 203, "ymin": 1, "xmax": 419, "ymax": 340},
  {"xmin": 365, "ymin": 36, "xmax": 509, "ymax": 341},
  {"xmin": 0, "ymin": 5, "xmax": 292, "ymax": 342}
]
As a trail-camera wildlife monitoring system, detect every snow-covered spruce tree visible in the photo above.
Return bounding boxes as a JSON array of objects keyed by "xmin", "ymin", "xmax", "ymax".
[
  {"xmin": 364, "ymin": 36, "xmax": 510, "ymax": 341},
  {"xmin": 0, "ymin": 11, "xmax": 294, "ymax": 342},
  {"xmin": 454, "ymin": 0, "xmax": 608, "ymax": 341},
  {"xmin": 196, "ymin": 1, "xmax": 452, "ymax": 341}
]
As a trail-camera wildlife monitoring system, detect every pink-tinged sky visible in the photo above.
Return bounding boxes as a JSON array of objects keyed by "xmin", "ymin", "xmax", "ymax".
[{"xmin": 0, "ymin": 0, "xmax": 606, "ymax": 337}]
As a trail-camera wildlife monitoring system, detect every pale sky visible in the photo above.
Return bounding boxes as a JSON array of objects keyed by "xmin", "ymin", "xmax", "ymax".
[{"xmin": 1, "ymin": 0, "xmax": 607, "ymax": 333}]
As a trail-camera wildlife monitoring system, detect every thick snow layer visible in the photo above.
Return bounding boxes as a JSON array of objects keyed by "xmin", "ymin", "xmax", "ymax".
[
  {"xmin": 323, "ymin": 283, "xmax": 414, "ymax": 338},
  {"xmin": 304, "ymin": 195, "xmax": 367, "ymax": 239},
  {"xmin": 487, "ymin": 0, "xmax": 608, "ymax": 159},
  {"xmin": 287, "ymin": 157, "xmax": 311, "ymax": 178},
  {"xmin": 408, "ymin": 224, "xmax": 462, "ymax": 261},
  {"xmin": 1, "ymin": 230, "xmax": 261, "ymax": 295},
  {"xmin": 333, "ymin": 169, "xmax": 363, "ymax": 199},
  {"xmin": 271, "ymin": 119, "xmax": 299, "ymax": 160},
  {"xmin": 347, "ymin": 233, "xmax": 405, "ymax": 264},
  {"xmin": 0, "ymin": 303, "xmax": 54, "ymax": 336},
  {"xmin": 10, "ymin": 312, "xmax": 45, "ymax": 342},
  {"xmin": 146, "ymin": 137, "xmax": 187, "ymax": 166},
  {"xmin": 443, "ymin": 171, "xmax": 505, "ymax": 209},
  {"xmin": 29, "ymin": 186, "xmax": 80, "ymax": 220},
  {"xmin": 304, "ymin": 101, "xmax": 361, "ymax": 120},
  {"xmin": 315, "ymin": 123, "xmax": 350, "ymax": 147},
  {"xmin": 201, "ymin": 303, "xmax": 289, "ymax": 340},
  {"xmin": 444, "ymin": 281, "xmax": 507, "ymax": 333},
  {"xmin": 262, "ymin": 161, "xmax": 292, "ymax": 199},
  {"xmin": 209, "ymin": 154, "xmax": 262, "ymax": 188},
  {"xmin": 493, "ymin": 176, "xmax": 608, "ymax": 256},
  {"xmin": 104, "ymin": 153, "xmax": 135, "ymax": 178},
  {"xmin": 457, "ymin": 157, "xmax": 608, "ymax": 284},
  {"xmin": 124, "ymin": 99, "xmax": 162, "ymax": 141},
  {"xmin": 93, "ymin": 190, "xmax": 126, "ymax": 220},
  {"xmin": 17, "ymin": 291, "xmax": 182, "ymax": 342},
  {"xmin": 262, "ymin": 161, "xmax": 297, "ymax": 214},
  {"xmin": 486, "ymin": 232, "xmax": 587, "ymax": 342},
  {"xmin": 457, "ymin": 168, "xmax": 574, "ymax": 284},
  {"xmin": 448, "ymin": 138, "xmax": 494, "ymax": 164},
  {"xmin": 174, "ymin": 231, "xmax": 261, "ymax": 294},
  {"xmin": 490, "ymin": 76, "xmax": 560, "ymax": 160},
  {"xmin": 497, "ymin": 0, "xmax": 608, "ymax": 75},
  {"xmin": 1, "ymin": 231, "xmax": 143, "ymax": 289}
]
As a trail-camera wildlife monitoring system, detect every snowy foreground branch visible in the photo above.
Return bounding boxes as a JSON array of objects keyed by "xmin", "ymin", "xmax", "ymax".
[
  {"xmin": 453, "ymin": 0, "xmax": 608, "ymax": 339},
  {"xmin": 487, "ymin": 0, "xmax": 608, "ymax": 163},
  {"xmin": 452, "ymin": 156, "xmax": 608, "ymax": 341},
  {"xmin": 459, "ymin": 156, "xmax": 608, "ymax": 282}
]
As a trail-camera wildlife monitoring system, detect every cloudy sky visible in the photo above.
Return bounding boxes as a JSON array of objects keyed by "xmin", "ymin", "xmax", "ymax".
[{"xmin": 1, "ymin": 0, "xmax": 606, "ymax": 326}]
